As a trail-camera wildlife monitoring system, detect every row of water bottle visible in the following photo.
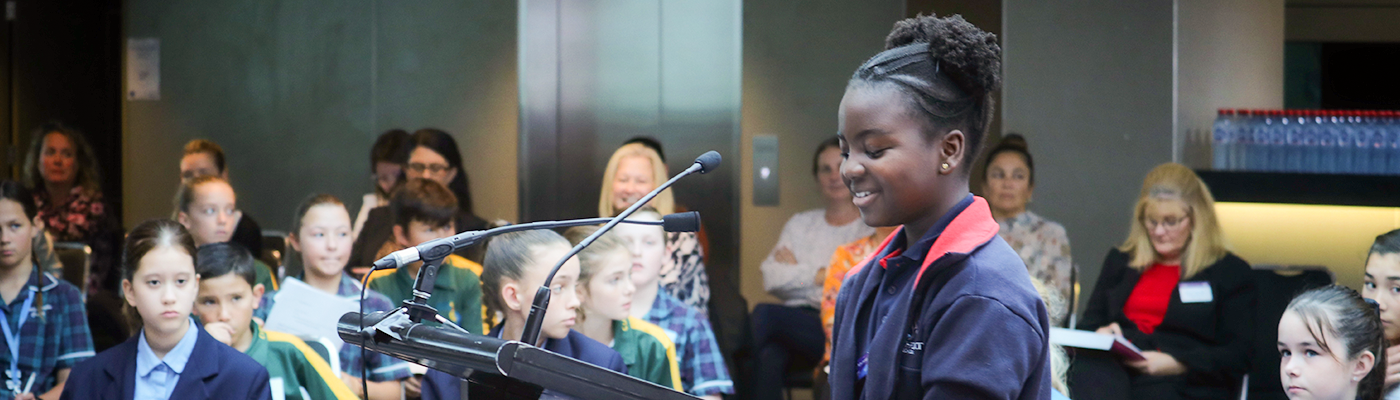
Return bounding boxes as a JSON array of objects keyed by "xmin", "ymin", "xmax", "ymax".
[{"xmin": 1213, "ymin": 109, "xmax": 1400, "ymax": 175}]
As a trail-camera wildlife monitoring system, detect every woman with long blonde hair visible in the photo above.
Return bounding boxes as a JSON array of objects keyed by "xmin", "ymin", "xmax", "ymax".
[
  {"xmin": 1074, "ymin": 163, "xmax": 1255, "ymax": 400},
  {"xmin": 598, "ymin": 142, "xmax": 711, "ymax": 315}
]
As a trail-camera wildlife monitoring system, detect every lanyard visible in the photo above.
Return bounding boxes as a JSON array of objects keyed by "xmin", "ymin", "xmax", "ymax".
[{"xmin": 0, "ymin": 286, "xmax": 35, "ymax": 392}]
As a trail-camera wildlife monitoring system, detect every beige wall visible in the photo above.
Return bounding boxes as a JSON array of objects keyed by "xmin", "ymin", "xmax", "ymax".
[
  {"xmin": 1177, "ymin": 0, "xmax": 1286, "ymax": 166},
  {"xmin": 1217, "ymin": 203, "xmax": 1400, "ymax": 290},
  {"xmin": 739, "ymin": 0, "xmax": 904, "ymax": 307}
]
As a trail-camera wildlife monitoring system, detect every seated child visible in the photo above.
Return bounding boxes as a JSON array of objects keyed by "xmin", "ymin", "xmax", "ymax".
[
  {"xmin": 0, "ymin": 181, "xmax": 94, "ymax": 399},
  {"xmin": 365, "ymin": 178, "xmax": 484, "ymax": 333},
  {"xmin": 174, "ymin": 176, "xmax": 278, "ymax": 295},
  {"xmin": 193, "ymin": 242, "xmax": 356, "ymax": 400},
  {"xmin": 1278, "ymin": 285, "xmax": 1385, "ymax": 400},
  {"xmin": 62, "ymin": 219, "xmax": 270, "ymax": 399},
  {"xmin": 565, "ymin": 226, "xmax": 682, "ymax": 390},
  {"xmin": 616, "ymin": 209, "xmax": 733, "ymax": 399},
  {"xmin": 421, "ymin": 230, "xmax": 625, "ymax": 399},
  {"xmin": 279, "ymin": 194, "xmax": 413, "ymax": 400}
]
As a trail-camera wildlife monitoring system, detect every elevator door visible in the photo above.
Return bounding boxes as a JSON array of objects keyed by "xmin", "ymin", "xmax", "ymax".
[{"xmin": 519, "ymin": 0, "xmax": 741, "ymax": 289}]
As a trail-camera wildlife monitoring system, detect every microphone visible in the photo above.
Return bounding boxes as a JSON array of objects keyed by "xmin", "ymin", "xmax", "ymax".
[
  {"xmin": 371, "ymin": 215, "xmax": 699, "ymax": 271},
  {"xmin": 519, "ymin": 151, "xmax": 720, "ymax": 344},
  {"xmin": 367, "ymin": 214, "xmax": 701, "ymax": 324}
]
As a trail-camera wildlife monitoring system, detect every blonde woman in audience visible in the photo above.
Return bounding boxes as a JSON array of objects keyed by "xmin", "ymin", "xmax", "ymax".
[
  {"xmin": 598, "ymin": 142, "xmax": 711, "ymax": 315},
  {"xmin": 753, "ymin": 137, "xmax": 872, "ymax": 400},
  {"xmin": 981, "ymin": 133, "xmax": 1074, "ymax": 326},
  {"xmin": 1075, "ymin": 163, "xmax": 1254, "ymax": 400}
]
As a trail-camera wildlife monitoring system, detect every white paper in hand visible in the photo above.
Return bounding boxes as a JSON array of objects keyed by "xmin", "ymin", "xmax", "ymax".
[
  {"xmin": 264, "ymin": 277, "xmax": 360, "ymax": 353},
  {"xmin": 1049, "ymin": 327, "xmax": 1146, "ymax": 361}
]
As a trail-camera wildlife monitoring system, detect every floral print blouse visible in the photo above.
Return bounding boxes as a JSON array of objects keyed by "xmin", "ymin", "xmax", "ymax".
[
  {"xmin": 998, "ymin": 210, "xmax": 1074, "ymax": 326},
  {"xmin": 660, "ymin": 231, "xmax": 710, "ymax": 317},
  {"xmin": 34, "ymin": 186, "xmax": 107, "ymax": 242}
]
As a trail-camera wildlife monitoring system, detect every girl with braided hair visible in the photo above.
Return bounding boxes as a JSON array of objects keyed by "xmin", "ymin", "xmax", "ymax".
[{"xmin": 827, "ymin": 13, "xmax": 1052, "ymax": 400}]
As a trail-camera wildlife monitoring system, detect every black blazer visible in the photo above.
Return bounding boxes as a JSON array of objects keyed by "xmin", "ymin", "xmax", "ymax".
[
  {"xmin": 349, "ymin": 206, "xmax": 488, "ymax": 267},
  {"xmin": 60, "ymin": 323, "xmax": 271, "ymax": 400},
  {"xmin": 1077, "ymin": 248, "xmax": 1255, "ymax": 399}
]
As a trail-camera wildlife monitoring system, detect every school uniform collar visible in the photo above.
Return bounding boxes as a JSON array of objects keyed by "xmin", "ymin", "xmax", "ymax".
[
  {"xmin": 890, "ymin": 194, "xmax": 974, "ymax": 264},
  {"xmin": 845, "ymin": 195, "xmax": 1001, "ymax": 287},
  {"xmin": 244, "ymin": 320, "xmax": 267, "ymax": 354},
  {"xmin": 136, "ymin": 317, "xmax": 200, "ymax": 377}
]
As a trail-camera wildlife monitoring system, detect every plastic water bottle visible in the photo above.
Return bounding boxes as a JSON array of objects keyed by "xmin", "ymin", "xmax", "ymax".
[
  {"xmin": 1372, "ymin": 111, "xmax": 1390, "ymax": 175},
  {"xmin": 1212, "ymin": 109, "xmax": 1232, "ymax": 170},
  {"xmin": 1358, "ymin": 111, "xmax": 1379, "ymax": 174},
  {"xmin": 1285, "ymin": 110, "xmax": 1304, "ymax": 172},
  {"xmin": 1250, "ymin": 111, "xmax": 1274, "ymax": 172},
  {"xmin": 1317, "ymin": 111, "xmax": 1337, "ymax": 174},
  {"xmin": 1270, "ymin": 111, "xmax": 1289, "ymax": 172},
  {"xmin": 1337, "ymin": 112, "xmax": 1356, "ymax": 174},
  {"xmin": 1233, "ymin": 110, "xmax": 1253, "ymax": 169},
  {"xmin": 1387, "ymin": 111, "xmax": 1400, "ymax": 175},
  {"xmin": 1301, "ymin": 110, "xmax": 1320, "ymax": 173}
]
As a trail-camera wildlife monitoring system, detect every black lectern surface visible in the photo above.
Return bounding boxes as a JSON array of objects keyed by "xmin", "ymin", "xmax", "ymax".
[{"xmin": 339, "ymin": 311, "xmax": 700, "ymax": 400}]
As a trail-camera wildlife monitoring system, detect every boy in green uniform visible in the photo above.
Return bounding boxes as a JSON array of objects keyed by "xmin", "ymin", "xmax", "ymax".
[
  {"xmin": 193, "ymin": 242, "xmax": 358, "ymax": 400},
  {"xmin": 366, "ymin": 178, "xmax": 485, "ymax": 334}
]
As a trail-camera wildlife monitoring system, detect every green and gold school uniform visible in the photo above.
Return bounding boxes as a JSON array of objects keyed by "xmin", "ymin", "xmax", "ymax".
[{"xmin": 245, "ymin": 321, "xmax": 358, "ymax": 400}]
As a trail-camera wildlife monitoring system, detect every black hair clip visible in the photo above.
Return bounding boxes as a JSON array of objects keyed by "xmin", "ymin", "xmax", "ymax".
[{"xmin": 1365, "ymin": 297, "xmax": 1381, "ymax": 315}]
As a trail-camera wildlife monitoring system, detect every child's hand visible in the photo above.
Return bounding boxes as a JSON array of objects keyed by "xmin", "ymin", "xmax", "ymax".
[
  {"xmin": 1094, "ymin": 322, "xmax": 1123, "ymax": 338},
  {"xmin": 204, "ymin": 321, "xmax": 236, "ymax": 346},
  {"xmin": 15, "ymin": 393, "xmax": 35, "ymax": 400},
  {"xmin": 1125, "ymin": 351, "xmax": 1186, "ymax": 376},
  {"xmin": 403, "ymin": 376, "xmax": 422, "ymax": 398}
]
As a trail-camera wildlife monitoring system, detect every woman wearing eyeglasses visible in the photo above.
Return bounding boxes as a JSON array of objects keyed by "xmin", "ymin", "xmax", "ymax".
[
  {"xmin": 1072, "ymin": 163, "xmax": 1254, "ymax": 400},
  {"xmin": 350, "ymin": 128, "xmax": 489, "ymax": 267}
]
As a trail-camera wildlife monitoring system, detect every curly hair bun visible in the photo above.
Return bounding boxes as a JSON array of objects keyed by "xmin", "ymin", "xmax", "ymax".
[
  {"xmin": 998, "ymin": 133, "xmax": 1028, "ymax": 151},
  {"xmin": 884, "ymin": 13, "xmax": 1001, "ymax": 98}
]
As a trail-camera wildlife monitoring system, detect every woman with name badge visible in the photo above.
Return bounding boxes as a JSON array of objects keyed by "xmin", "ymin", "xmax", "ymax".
[{"xmin": 1073, "ymin": 163, "xmax": 1255, "ymax": 400}]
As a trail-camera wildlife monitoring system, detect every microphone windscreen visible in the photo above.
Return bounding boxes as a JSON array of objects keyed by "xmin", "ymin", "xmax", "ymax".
[
  {"xmin": 662, "ymin": 211, "xmax": 701, "ymax": 233},
  {"xmin": 694, "ymin": 151, "xmax": 722, "ymax": 174}
]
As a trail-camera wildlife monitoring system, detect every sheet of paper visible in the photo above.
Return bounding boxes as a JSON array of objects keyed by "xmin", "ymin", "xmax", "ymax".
[
  {"xmin": 125, "ymin": 38, "xmax": 160, "ymax": 100},
  {"xmin": 264, "ymin": 277, "xmax": 359, "ymax": 352},
  {"xmin": 1049, "ymin": 327, "xmax": 1146, "ymax": 361}
]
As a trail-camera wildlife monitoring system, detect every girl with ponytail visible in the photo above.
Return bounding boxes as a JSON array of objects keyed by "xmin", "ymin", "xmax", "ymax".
[{"xmin": 1278, "ymin": 285, "xmax": 1386, "ymax": 400}]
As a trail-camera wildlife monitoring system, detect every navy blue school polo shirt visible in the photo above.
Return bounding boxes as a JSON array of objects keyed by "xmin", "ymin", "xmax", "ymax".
[{"xmin": 862, "ymin": 194, "xmax": 973, "ymax": 365}]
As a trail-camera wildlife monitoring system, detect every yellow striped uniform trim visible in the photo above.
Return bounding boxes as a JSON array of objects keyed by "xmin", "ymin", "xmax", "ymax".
[
  {"xmin": 264, "ymin": 330, "xmax": 359, "ymax": 400},
  {"xmin": 626, "ymin": 317, "xmax": 682, "ymax": 391}
]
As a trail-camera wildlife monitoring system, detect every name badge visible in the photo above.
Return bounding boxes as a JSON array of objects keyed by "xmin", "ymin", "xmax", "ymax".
[{"xmin": 1179, "ymin": 281, "xmax": 1214, "ymax": 303}]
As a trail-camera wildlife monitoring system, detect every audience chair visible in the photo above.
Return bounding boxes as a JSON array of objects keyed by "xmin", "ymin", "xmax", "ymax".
[
  {"xmin": 261, "ymin": 230, "xmax": 287, "ymax": 278},
  {"xmin": 298, "ymin": 335, "xmax": 340, "ymax": 374},
  {"xmin": 1245, "ymin": 264, "xmax": 1334, "ymax": 400},
  {"xmin": 53, "ymin": 242, "xmax": 92, "ymax": 295}
]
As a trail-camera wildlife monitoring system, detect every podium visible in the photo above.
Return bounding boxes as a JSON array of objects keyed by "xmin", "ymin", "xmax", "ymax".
[{"xmin": 339, "ymin": 311, "xmax": 699, "ymax": 400}]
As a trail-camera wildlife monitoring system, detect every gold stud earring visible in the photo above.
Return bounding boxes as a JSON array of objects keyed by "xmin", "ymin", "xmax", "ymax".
[{"xmin": 940, "ymin": 163, "xmax": 950, "ymax": 171}]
